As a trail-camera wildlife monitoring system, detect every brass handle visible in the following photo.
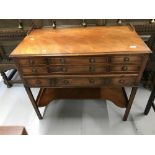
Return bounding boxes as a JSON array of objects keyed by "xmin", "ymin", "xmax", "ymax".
[
  {"xmin": 119, "ymin": 79, "xmax": 125, "ymax": 84},
  {"xmin": 32, "ymin": 68, "xmax": 37, "ymax": 73},
  {"xmin": 89, "ymin": 57, "xmax": 95, "ymax": 63},
  {"xmin": 64, "ymin": 80, "xmax": 69, "ymax": 85},
  {"xmin": 61, "ymin": 67, "xmax": 67, "ymax": 72},
  {"xmin": 60, "ymin": 58, "xmax": 65, "ymax": 64},
  {"xmin": 89, "ymin": 79, "xmax": 95, "ymax": 84},
  {"xmin": 124, "ymin": 57, "xmax": 129, "ymax": 62},
  {"xmin": 89, "ymin": 66, "xmax": 95, "ymax": 72},
  {"xmin": 29, "ymin": 59, "xmax": 34, "ymax": 64},
  {"xmin": 122, "ymin": 66, "xmax": 128, "ymax": 71}
]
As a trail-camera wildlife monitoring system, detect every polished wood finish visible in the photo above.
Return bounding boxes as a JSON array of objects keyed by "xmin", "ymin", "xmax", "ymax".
[
  {"xmin": 10, "ymin": 26, "xmax": 150, "ymax": 57},
  {"xmin": 1, "ymin": 19, "xmax": 155, "ymax": 88},
  {"xmin": 0, "ymin": 126, "xmax": 28, "ymax": 135},
  {"xmin": 36, "ymin": 88, "xmax": 128, "ymax": 108},
  {"xmin": 11, "ymin": 26, "xmax": 151, "ymax": 121}
]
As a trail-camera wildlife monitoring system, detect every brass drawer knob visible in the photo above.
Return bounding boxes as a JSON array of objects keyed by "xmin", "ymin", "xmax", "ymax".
[
  {"xmin": 64, "ymin": 80, "xmax": 69, "ymax": 85},
  {"xmin": 61, "ymin": 67, "xmax": 67, "ymax": 72},
  {"xmin": 124, "ymin": 57, "xmax": 129, "ymax": 62},
  {"xmin": 119, "ymin": 79, "xmax": 125, "ymax": 84},
  {"xmin": 89, "ymin": 79, "xmax": 95, "ymax": 84},
  {"xmin": 32, "ymin": 68, "xmax": 37, "ymax": 73},
  {"xmin": 122, "ymin": 66, "xmax": 128, "ymax": 71},
  {"xmin": 89, "ymin": 66, "xmax": 95, "ymax": 72},
  {"xmin": 60, "ymin": 58, "xmax": 65, "ymax": 64},
  {"xmin": 29, "ymin": 59, "xmax": 34, "ymax": 64},
  {"xmin": 89, "ymin": 57, "xmax": 95, "ymax": 63}
]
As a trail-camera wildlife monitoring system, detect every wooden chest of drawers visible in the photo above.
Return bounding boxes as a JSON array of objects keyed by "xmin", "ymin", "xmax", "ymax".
[
  {"xmin": 10, "ymin": 26, "xmax": 151, "ymax": 121},
  {"xmin": 16, "ymin": 55, "xmax": 141, "ymax": 88}
]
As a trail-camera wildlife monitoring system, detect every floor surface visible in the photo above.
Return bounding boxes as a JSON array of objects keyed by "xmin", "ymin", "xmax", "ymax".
[{"xmin": 0, "ymin": 77, "xmax": 155, "ymax": 135}]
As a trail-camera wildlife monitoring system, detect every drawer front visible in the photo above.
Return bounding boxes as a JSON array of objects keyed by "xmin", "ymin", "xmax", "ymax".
[
  {"xmin": 111, "ymin": 55, "xmax": 142, "ymax": 63},
  {"xmin": 17, "ymin": 58, "xmax": 47, "ymax": 66},
  {"xmin": 20, "ymin": 65, "xmax": 140, "ymax": 75},
  {"xmin": 25, "ymin": 79, "xmax": 50, "ymax": 87},
  {"xmin": 112, "ymin": 77, "xmax": 137, "ymax": 86},
  {"xmin": 48, "ymin": 56, "xmax": 108, "ymax": 65},
  {"xmin": 110, "ymin": 65, "xmax": 140, "ymax": 72},
  {"xmin": 54, "ymin": 77, "xmax": 137, "ymax": 87},
  {"xmin": 54, "ymin": 77, "xmax": 105, "ymax": 87},
  {"xmin": 49, "ymin": 65, "xmax": 107, "ymax": 74},
  {"xmin": 21, "ymin": 67, "xmax": 49, "ymax": 75},
  {"xmin": 24, "ymin": 76, "xmax": 138, "ymax": 87}
]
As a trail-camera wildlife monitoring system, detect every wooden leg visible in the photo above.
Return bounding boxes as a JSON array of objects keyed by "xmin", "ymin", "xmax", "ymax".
[
  {"xmin": 123, "ymin": 87, "xmax": 138, "ymax": 121},
  {"xmin": 1, "ymin": 72, "xmax": 12, "ymax": 88},
  {"xmin": 8, "ymin": 69, "xmax": 17, "ymax": 80},
  {"xmin": 24, "ymin": 85, "xmax": 43, "ymax": 119},
  {"xmin": 144, "ymin": 86, "xmax": 155, "ymax": 115}
]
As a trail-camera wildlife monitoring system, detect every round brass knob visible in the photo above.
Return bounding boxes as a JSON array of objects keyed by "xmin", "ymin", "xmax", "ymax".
[
  {"xmin": 122, "ymin": 66, "xmax": 128, "ymax": 71},
  {"xmin": 119, "ymin": 79, "xmax": 125, "ymax": 84},
  {"xmin": 61, "ymin": 67, "xmax": 67, "ymax": 72},
  {"xmin": 89, "ymin": 66, "xmax": 95, "ymax": 72},
  {"xmin": 60, "ymin": 58, "xmax": 65, "ymax": 64},
  {"xmin": 89, "ymin": 57, "xmax": 95, "ymax": 63},
  {"xmin": 64, "ymin": 80, "xmax": 69, "ymax": 85},
  {"xmin": 29, "ymin": 59, "xmax": 33, "ymax": 64},
  {"xmin": 124, "ymin": 57, "xmax": 129, "ymax": 62},
  {"xmin": 32, "ymin": 68, "xmax": 37, "ymax": 73}
]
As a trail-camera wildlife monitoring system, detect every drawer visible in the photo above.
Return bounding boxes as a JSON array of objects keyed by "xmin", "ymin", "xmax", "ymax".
[
  {"xmin": 21, "ymin": 67, "xmax": 49, "ymax": 75},
  {"xmin": 25, "ymin": 78, "xmax": 50, "ymax": 87},
  {"xmin": 53, "ymin": 76, "xmax": 137, "ymax": 87},
  {"xmin": 110, "ymin": 65, "xmax": 140, "ymax": 72},
  {"xmin": 48, "ymin": 56, "xmax": 108, "ymax": 65},
  {"xmin": 17, "ymin": 58, "xmax": 47, "ymax": 66},
  {"xmin": 24, "ymin": 76, "xmax": 138, "ymax": 87},
  {"xmin": 49, "ymin": 65, "xmax": 107, "ymax": 74},
  {"xmin": 111, "ymin": 55, "xmax": 142, "ymax": 63},
  {"xmin": 54, "ymin": 77, "xmax": 107, "ymax": 87},
  {"xmin": 112, "ymin": 77, "xmax": 137, "ymax": 86}
]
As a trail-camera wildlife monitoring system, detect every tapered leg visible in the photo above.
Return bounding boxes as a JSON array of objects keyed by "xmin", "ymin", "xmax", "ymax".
[
  {"xmin": 144, "ymin": 86, "xmax": 155, "ymax": 115},
  {"xmin": 24, "ymin": 85, "xmax": 43, "ymax": 119},
  {"xmin": 123, "ymin": 87, "xmax": 138, "ymax": 121},
  {"xmin": 1, "ymin": 72, "xmax": 12, "ymax": 88}
]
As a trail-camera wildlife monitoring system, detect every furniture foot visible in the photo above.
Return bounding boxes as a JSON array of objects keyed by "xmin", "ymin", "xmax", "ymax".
[
  {"xmin": 24, "ymin": 85, "xmax": 43, "ymax": 119},
  {"xmin": 123, "ymin": 87, "xmax": 138, "ymax": 121},
  {"xmin": 1, "ymin": 72, "xmax": 12, "ymax": 88},
  {"xmin": 144, "ymin": 86, "xmax": 155, "ymax": 115}
]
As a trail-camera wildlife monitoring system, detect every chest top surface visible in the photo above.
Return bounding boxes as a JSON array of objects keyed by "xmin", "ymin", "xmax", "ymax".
[{"xmin": 10, "ymin": 26, "xmax": 151, "ymax": 57}]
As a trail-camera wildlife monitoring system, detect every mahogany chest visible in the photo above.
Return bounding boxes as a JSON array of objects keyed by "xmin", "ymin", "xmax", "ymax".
[{"xmin": 10, "ymin": 26, "xmax": 151, "ymax": 121}]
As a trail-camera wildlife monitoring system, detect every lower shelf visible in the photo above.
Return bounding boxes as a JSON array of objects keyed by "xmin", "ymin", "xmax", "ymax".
[{"xmin": 36, "ymin": 87, "xmax": 128, "ymax": 108}]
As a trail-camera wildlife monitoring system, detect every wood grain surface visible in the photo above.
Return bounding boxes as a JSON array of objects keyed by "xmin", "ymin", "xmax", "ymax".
[{"xmin": 10, "ymin": 26, "xmax": 151, "ymax": 57}]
